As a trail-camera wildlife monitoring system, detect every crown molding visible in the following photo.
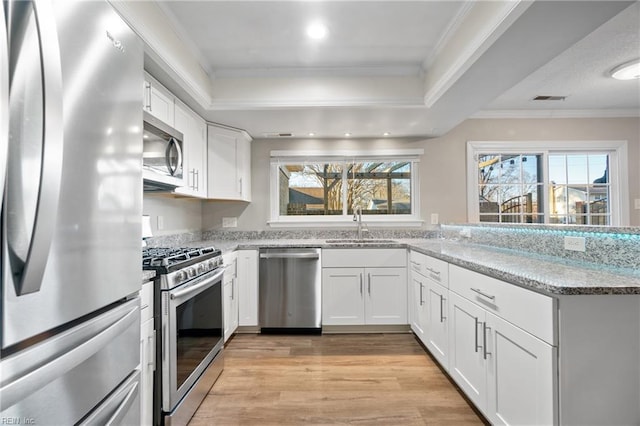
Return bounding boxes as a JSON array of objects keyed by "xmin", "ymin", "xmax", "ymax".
[{"xmin": 471, "ymin": 109, "xmax": 640, "ymax": 119}]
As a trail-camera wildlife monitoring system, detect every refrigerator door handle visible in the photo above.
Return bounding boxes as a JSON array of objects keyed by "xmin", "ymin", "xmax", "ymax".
[
  {"xmin": 77, "ymin": 370, "xmax": 141, "ymax": 426},
  {"xmin": 4, "ymin": 0, "xmax": 64, "ymax": 296},
  {"xmin": 105, "ymin": 380, "xmax": 139, "ymax": 425},
  {"xmin": 0, "ymin": 302, "xmax": 139, "ymax": 410},
  {"xmin": 0, "ymin": 2, "xmax": 8, "ymax": 203}
]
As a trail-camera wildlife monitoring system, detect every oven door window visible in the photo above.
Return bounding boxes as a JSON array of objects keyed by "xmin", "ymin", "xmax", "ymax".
[{"xmin": 175, "ymin": 283, "xmax": 222, "ymax": 389}]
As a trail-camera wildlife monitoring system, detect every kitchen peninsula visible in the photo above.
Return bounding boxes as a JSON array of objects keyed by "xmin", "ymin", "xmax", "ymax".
[{"xmin": 144, "ymin": 223, "xmax": 640, "ymax": 426}]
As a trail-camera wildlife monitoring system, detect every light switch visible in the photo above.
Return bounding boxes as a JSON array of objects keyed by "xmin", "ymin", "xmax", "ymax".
[
  {"xmin": 430, "ymin": 213, "xmax": 439, "ymax": 225},
  {"xmin": 157, "ymin": 215, "xmax": 164, "ymax": 230},
  {"xmin": 564, "ymin": 236, "xmax": 585, "ymax": 252},
  {"xmin": 222, "ymin": 217, "xmax": 238, "ymax": 228}
]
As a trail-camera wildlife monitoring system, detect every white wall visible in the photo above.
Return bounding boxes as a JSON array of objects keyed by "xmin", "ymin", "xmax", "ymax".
[
  {"xmin": 143, "ymin": 194, "xmax": 203, "ymax": 236},
  {"xmin": 202, "ymin": 116, "xmax": 640, "ymax": 231}
]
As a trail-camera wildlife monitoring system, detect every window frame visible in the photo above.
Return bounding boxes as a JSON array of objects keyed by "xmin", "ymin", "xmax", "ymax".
[
  {"xmin": 466, "ymin": 141, "xmax": 630, "ymax": 226},
  {"xmin": 269, "ymin": 149, "xmax": 424, "ymax": 227}
]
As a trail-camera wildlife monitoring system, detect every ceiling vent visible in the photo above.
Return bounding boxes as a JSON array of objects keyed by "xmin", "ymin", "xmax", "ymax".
[
  {"xmin": 532, "ymin": 95, "xmax": 567, "ymax": 101},
  {"xmin": 263, "ymin": 132, "xmax": 294, "ymax": 138}
]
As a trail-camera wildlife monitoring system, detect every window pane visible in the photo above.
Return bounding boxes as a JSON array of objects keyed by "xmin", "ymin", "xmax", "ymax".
[
  {"xmin": 548, "ymin": 156, "xmax": 567, "ymax": 184},
  {"xmin": 566, "ymin": 155, "xmax": 588, "ymax": 184},
  {"xmin": 477, "ymin": 154, "xmax": 543, "ymax": 223},
  {"xmin": 349, "ymin": 161, "xmax": 411, "ymax": 215},
  {"xmin": 589, "ymin": 155, "xmax": 608, "ymax": 183},
  {"xmin": 279, "ymin": 163, "xmax": 343, "ymax": 216}
]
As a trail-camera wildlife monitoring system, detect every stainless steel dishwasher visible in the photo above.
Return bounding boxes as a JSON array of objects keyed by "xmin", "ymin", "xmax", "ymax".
[{"xmin": 259, "ymin": 248, "xmax": 322, "ymax": 333}]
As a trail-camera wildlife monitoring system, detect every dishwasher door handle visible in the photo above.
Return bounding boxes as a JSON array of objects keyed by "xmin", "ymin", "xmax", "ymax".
[{"xmin": 259, "ymin": 252, "xmax": 320, "ymax": 260}]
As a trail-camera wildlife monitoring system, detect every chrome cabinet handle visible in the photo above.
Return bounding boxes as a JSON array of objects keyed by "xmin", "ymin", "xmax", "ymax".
[
  {"xmin": 360, "ymin": 273, "xmax": 363, "ymax": 295},
  {"xmin": 194, "ymin": 169, "xmax": 199, "ymax": 191},
  {"xmin": 474, "ymin": 317, "xmax": 482, "ymax": 353},
  {"xmin": 367, "ymin": 273, "xmax": 371, "ymax": 295},
  {"xmin": 439, "ymin": 295, "xmax": 446, "ymax": 323},
  {"xmin": 483, "ymin": 322, "xmax": 491, "ymax": 360},
  {"xmin": 426, "ymin": 267, "xmax": 440, "ymax": 275},
  {"xmin": 419, "ymin": 283, "xmax": 424, "ymax": 306},
  {"xmin": 470, "ymin": 288, "xmax": 495, "ymax": 301}
]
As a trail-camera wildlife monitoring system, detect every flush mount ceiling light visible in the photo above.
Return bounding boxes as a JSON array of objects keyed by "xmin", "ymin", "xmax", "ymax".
[
  {"xmin": 610, "ymin": 58, "xmax": 640, "ymax": 80},
  {"xmin": 344, "ymin": 132, "xmax": 352, "ymax": 137},
  {"xmin": 383, "ymin": 132, "xmax": 391, "ymax": 136},
  {"xmin": 306, "ymin": 22, "xmax": 328, "ymax": 40}
]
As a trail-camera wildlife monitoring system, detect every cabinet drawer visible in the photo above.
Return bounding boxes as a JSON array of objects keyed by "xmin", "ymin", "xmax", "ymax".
[
  {"xmin": 409, "ymin": 251, "xmax": 448, "ymax": 287},
  {"xmin": 140, "ymin": 281, "xmax": 154, "ymax": 323},
  {"xmin": 449, "ymin": 265, "xmax": 555, "ymax": 345},
  {"xmin": 323, "ymin": 249, "xmax": 406, "ymax": 268}
]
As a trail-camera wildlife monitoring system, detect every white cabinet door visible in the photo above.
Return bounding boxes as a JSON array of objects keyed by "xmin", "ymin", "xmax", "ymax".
[
  {"xmin": 365, "ymin": 267, "xmax": 407, "ymax": 325},
  {"xmin": 425, "ymin": 279, "xmax": 449, "ymax": 368},
  {"xmin": 174, "ymin": 101, "xmax": 207, "ymax": 198},
  {"xmin": 223, "ymin": 253, "xmax": 239, "ymax": 342},
  {"xmin": 237, "ymin": 135, "xmax": 251, "ymax": 201},
  {"xmin": 238, "ymin": 250, "xmax": 259, "ymax": 326},
  {"xmin": 140, "ymin": 317, "xmax": 154, "ymax": 426},
  {"xmin": 143, "ymin": 76, "xmax": 174, "ymax": 126},
  {"xmin": 485, "ymin": 312, "xmax": 557, "ymax": 426},
  {"xmin": 448, "ymin": 291, "xmax": 488, "ymax": 414},
  {"xmin": 410, "ymin": 270, "xmax": 427, "ymax": 342},
  {"xmin": 322, "ymin": 268, "xmax": 365, "ymax": 325},
  {"xmin": 208, "ymin": 125, "xmax": 252, "ymax": 201}
]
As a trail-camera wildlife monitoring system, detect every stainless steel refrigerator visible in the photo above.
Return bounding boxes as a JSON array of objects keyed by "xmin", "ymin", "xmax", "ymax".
[{"xmin": 1, "ymin": 1, "xmax": 144, "ymax": 423}]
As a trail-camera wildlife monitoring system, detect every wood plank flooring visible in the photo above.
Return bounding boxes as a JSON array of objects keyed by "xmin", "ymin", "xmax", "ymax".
[{"xmin": 189, "ymin": 333, "xmax": 486, "ymax": 425}]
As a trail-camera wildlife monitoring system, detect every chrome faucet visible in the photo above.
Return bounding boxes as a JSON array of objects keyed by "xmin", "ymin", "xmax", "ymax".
[{"xmin": 353, "ymin": 206, "xmax": 363, "ymax": 239}]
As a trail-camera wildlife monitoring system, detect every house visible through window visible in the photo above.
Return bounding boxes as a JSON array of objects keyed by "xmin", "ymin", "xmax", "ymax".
[
  {"xmin": 271, "ymin": 151, "xmax": 421, "ymax": 224},
  {"xmin": 468, "ymin": 141, "xmax": 627, "ymax": 226}
]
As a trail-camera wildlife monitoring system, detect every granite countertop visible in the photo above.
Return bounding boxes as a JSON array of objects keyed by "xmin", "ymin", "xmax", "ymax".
[
  {"xmin": 142, "ymin": 270, "xmax": 156, "ymax": 282},
  {"xmin": 172, "ymin": 238, "xmax": 640, "ymax": 296}
]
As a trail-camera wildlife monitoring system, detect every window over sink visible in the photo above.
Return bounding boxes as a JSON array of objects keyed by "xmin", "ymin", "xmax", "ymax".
[{"xmin": 269, "ymin": 150, "xmax": 422, "ymax": 227}]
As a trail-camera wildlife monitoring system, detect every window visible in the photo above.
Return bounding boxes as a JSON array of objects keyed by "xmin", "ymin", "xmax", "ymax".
[
  {"xmin": 467, "ymin": 141, "xmax": 629, "ymax": 226},
  {"xmin": 270, "ymin": 150, "xmax": 422, "ymax": 226}
]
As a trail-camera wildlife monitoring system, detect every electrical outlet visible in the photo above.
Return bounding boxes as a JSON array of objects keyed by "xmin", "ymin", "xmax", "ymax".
[
  {"xmin": 157, "ymin": 215, "xmax": 164, "ymax": 230},
  {"xmin": 222, "ymin": 217, "xmax": 238, "ymax": 228},
  {"xmin": 459, "ymin": 228, "xmax": 471, "ymax": 238},
  {"xmin": 430, "ymin": 213, "xmax": 439, "ymax": 225},
  {"xmin": 564, "ymin": 236, "xmax": 586, "ymax": 252}
]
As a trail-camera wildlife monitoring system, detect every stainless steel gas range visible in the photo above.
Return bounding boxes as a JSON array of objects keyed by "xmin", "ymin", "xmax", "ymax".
[{"xmin": 143, "ymin": 246, "xmax": 225, "ymax": 425}]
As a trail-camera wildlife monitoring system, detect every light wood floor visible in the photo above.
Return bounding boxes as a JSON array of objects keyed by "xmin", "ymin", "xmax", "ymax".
[{"xmin": 189, "ymin": 333, "xmax": 487, "ymax": 425}]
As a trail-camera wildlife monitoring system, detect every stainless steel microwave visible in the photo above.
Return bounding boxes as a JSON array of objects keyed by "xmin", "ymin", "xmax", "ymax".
[{"xmin": 142, "ymin": 111, "xmax": 184, "ymax": 191}]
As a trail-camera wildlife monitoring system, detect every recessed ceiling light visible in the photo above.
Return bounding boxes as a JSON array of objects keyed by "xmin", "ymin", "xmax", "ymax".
[
  {"xmin": 610, "ymin": 58, "xmax": 640, "ymax": 80},
  {"xmin": 308, "ymin": 132, "xmax": 315, "ymax": 137},
  {"xmin": 383, "ymin": 132, "xmax": 390, "ymax": 136},
  {"xmin": 306, "ymin": 22, "xmax": 328, "ymax": 40},
  {"xmin": 344, "ymin": 132, "xmax": 352, "ymax": 137}
]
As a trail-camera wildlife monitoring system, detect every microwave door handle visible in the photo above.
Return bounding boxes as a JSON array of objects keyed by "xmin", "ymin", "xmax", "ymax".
[
  {"xmin": 5, "ymin": 0, "xmax": 64, "ymax": 296},
  {"xmin": 165, "ymin": 137, "xmax": 182, "ymax": 177}
]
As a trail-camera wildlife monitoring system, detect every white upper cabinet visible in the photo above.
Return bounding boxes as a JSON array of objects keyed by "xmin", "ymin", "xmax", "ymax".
[
  {"xmin": 174, "ymin": 100, "xmax": 207, "ymax": 198},
  {"xmin": 207, "ymin": 124, "xmax": 252, "ymax": 201},
  {"xmin": 143, "ymin": 73, "xmax": 174, "ymax": 126}
]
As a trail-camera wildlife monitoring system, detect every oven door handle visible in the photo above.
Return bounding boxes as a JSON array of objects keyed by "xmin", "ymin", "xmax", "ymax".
[{"xmin": 170, "ymin": 268, "xmax": 224, "ymax": 300}]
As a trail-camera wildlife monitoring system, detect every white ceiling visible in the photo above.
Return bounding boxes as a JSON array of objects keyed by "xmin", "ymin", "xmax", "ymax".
[{"xmin": 152, "ymin": 0, "xmax": 640, "ymax": 139}]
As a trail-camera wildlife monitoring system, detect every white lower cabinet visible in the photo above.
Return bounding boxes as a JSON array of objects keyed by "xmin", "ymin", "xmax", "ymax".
[
  {"xmin": 322, "ymin": 248, "xmax": 407, "ymax": 326},
  {"xmin": 223, "ymin": 252, "xmax": 239, "ymax": 342},
  {"xmin": 485, "ymin": 311, "xmax": 556, "ymax": 426},
  {"xmin": 237, "ymin": 249, "xmax": 259, "ymax": 326},
  {"xmin": 322, "ymin": 267, "xmax": 406, "ymax": 325},
  {"xmin": 424, "ymin": 279, "xmax": 449, "ymax": 368},
  {"xmin": 447, "ymin": 266, "xmax": 557, "ymax": 425},
  {"xmin": 139, "ymin": 281, "xmax": 155, "ymax": 426},
  {"xmin": 409, "ymin": 271, "xmax": 427, "ymax": 341}
]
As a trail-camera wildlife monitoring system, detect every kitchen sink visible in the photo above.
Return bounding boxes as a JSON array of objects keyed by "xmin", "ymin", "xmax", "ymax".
[{"xmin": 325, "ymin": 239, "xmax": 398, "ymax": 244}]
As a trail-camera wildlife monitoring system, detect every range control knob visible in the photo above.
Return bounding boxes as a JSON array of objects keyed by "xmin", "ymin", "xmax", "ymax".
[
  {"xmin": 175, "ymin": 271, "xmax": 186, "ymax": 283},
  {"xmin": 208, "ymin": 260, "xmax": 216, "ymax": 270},
  {"xmin": 187, "ymin": 267, "xmax": 196, "ymax": 278},
  {"xmin": 197, "ymin": 264, "xmax": 205, "ymax": 274}
]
